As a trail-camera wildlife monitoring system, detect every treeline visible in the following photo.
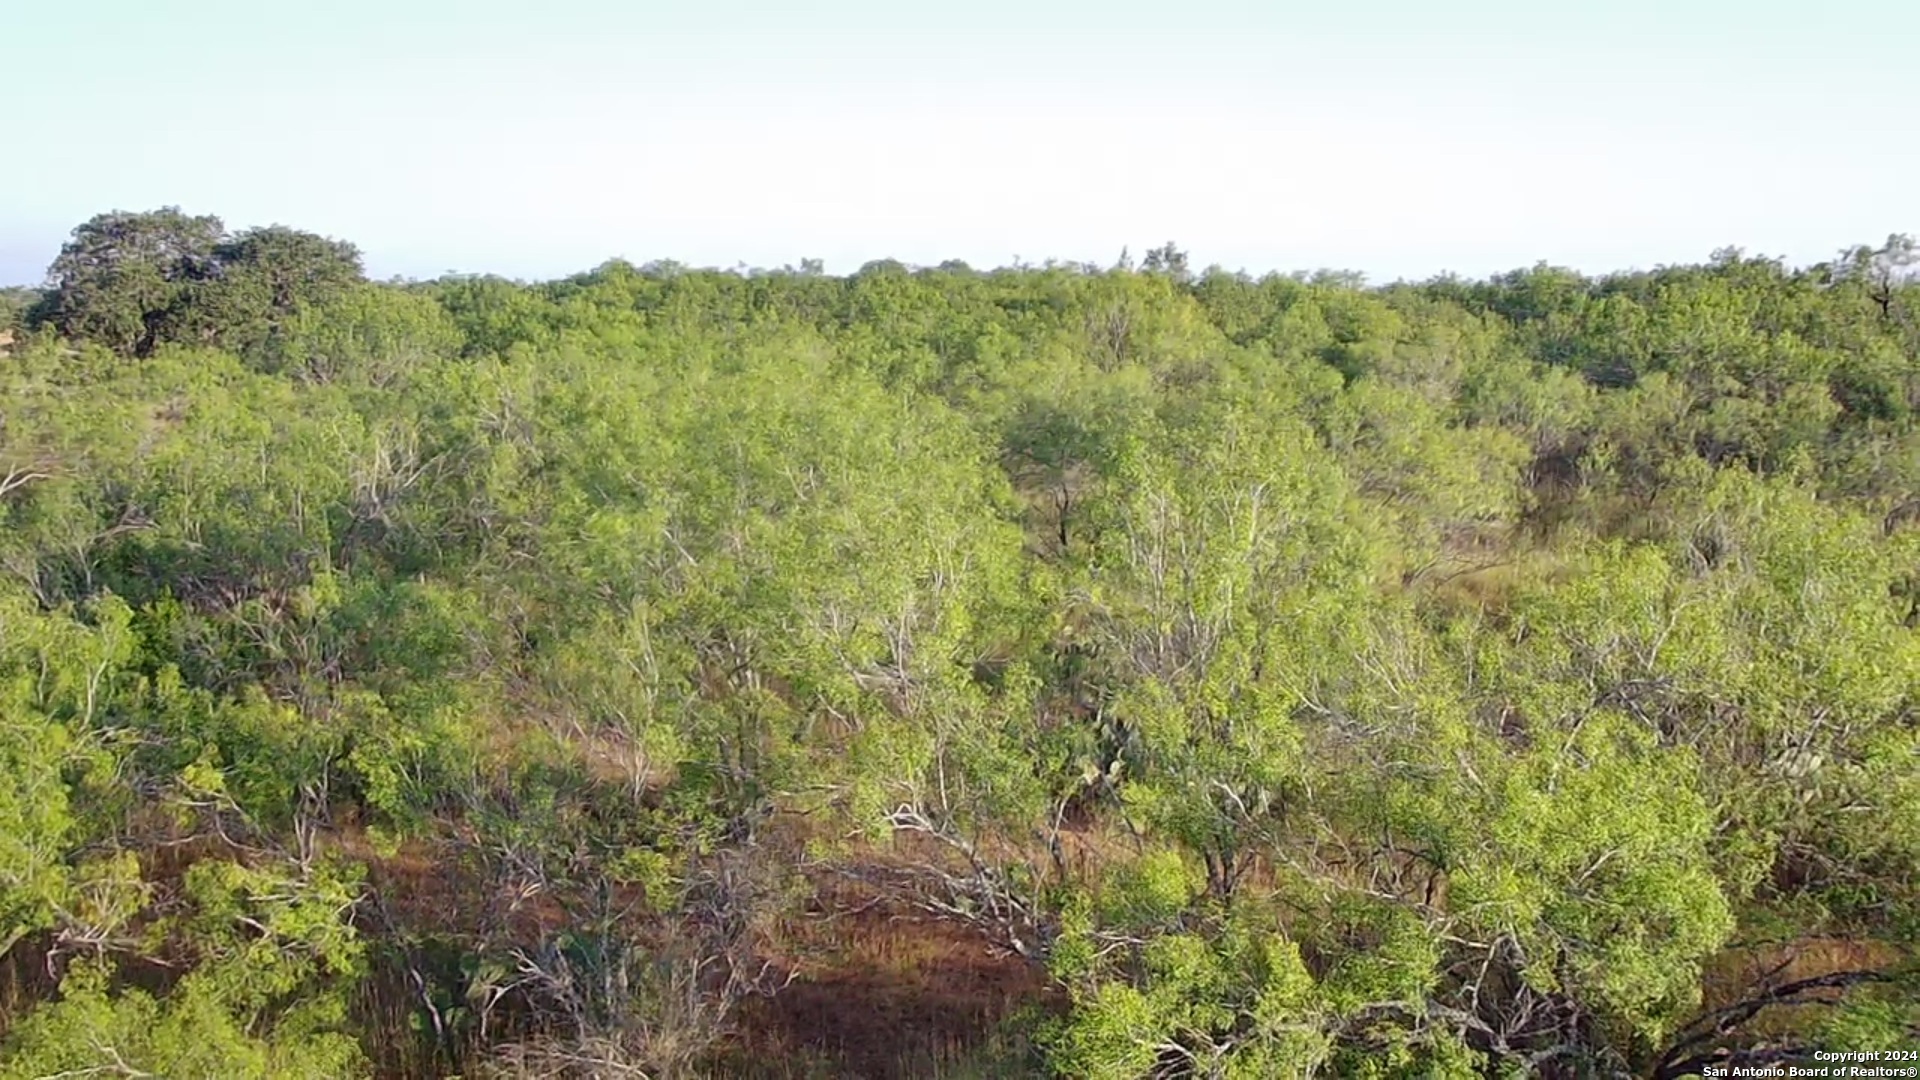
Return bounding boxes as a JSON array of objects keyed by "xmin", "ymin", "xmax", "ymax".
[{"xmin": 0, "ymin": 210, "xmax": 1917, "ymax": 1078}]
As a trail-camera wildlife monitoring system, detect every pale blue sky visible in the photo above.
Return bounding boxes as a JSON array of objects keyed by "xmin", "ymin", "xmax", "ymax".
[{"xmin": 3, "ymin": 1, "xmax": 1913, "ymax": 284}]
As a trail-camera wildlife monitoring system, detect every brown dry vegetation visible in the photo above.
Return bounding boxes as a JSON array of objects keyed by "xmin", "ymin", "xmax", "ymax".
[
  {"xmin": 326, "ymin": 805, "xmax": 1053, "ymax": 1078},
  {"xmin": 1697, "ymin": 938, "xmax": 1907, "ymax": 1039},
  {"xmin": 719, "ymin": 876, "xmax": 1053, "ymax": 1079}
]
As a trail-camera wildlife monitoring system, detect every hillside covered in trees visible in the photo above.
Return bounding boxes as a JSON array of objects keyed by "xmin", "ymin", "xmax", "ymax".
[{"xmin": 1, "ymin": 210, "xmax": 1917, "ymax": 1078}]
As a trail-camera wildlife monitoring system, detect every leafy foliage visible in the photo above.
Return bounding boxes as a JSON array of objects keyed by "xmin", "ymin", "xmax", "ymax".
[
  {"xmin": 27, "ymin": 209, "xmax": 366, "ymax": 363},
  {"xmin": 2, "ymin": 210, "xmax": 1918, "ymax": 1077}
]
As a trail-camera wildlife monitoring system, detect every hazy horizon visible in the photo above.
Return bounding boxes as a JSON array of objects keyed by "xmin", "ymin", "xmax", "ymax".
[{"xmin": 5, "ymin": 0, "xmax": 1914, "ymax": 286}]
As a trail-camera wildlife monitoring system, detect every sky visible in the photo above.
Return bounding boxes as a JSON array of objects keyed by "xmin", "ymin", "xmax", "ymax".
[{"xmin": 2, "ymin": 0, "xmax": 1915, "ymax": 285}]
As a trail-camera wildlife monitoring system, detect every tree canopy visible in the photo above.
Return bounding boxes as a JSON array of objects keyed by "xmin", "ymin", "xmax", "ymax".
[
  {"xmin": 26, "ymin": 209, "xmax": 365, "ymax": 362},
  {"xmin": 0, "ymin": 211, "xmax": 1916, "ymax": 1078}
]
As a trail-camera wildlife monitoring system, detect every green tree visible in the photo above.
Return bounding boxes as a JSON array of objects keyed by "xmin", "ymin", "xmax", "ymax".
[
  {"xmin": 171, "ymin": 225, "xmax": 366, "ymax": 359},
  {"xmin": 28, "ymin": 207, "xmax": 225, "ymax": 357}
]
